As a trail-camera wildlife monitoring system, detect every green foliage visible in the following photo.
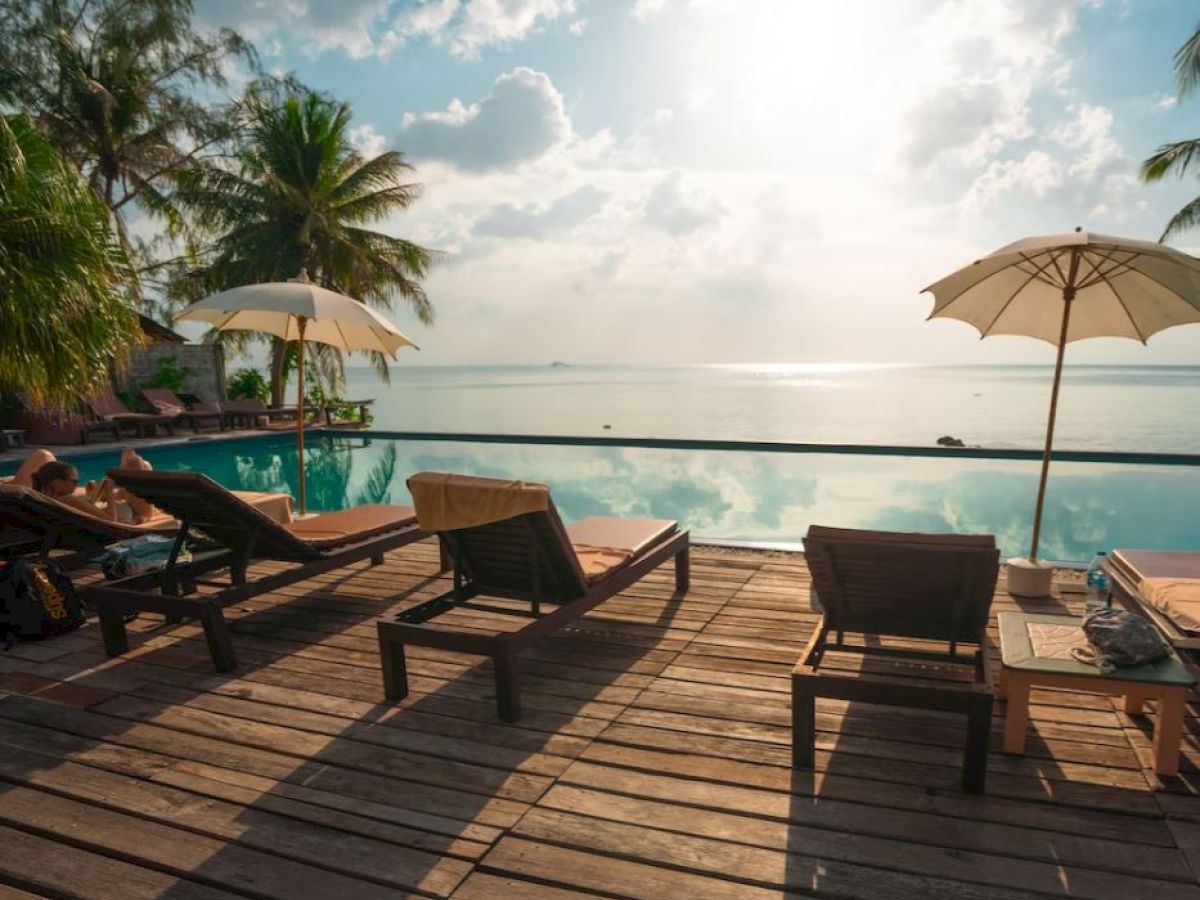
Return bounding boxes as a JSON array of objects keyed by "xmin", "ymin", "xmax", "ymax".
[
  {"xmin": 0, "ymin": 112, "xmax": 140, "ymax": 409},
  {"xmin": 0, "ymin": 0, "xmax": 255, "ymax": 304},
  {"xmin": 146, "ymin": 354, "xmax": 190, "ymax": 392},
  {"xmin": 227, "ymin": 367, "xmax": 270, "ymax": 402},
  {"xmin": 174, "ymin": 89, "xmax": 440, "ymax": 404},
  {"xmin": 1142, "ymin": 20, "xmax": 1200, "ymax": 240}
]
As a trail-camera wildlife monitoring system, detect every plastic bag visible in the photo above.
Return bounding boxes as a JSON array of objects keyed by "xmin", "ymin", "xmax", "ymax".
[{"xmin": 98, "ymin": 534, "xmax": 190, "ymax": 579}]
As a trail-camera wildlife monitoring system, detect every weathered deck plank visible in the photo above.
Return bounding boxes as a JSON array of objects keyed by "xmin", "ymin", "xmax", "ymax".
[{"xmin": 0, "ymin": 543, "xmax": 1195, "ymax": 900}]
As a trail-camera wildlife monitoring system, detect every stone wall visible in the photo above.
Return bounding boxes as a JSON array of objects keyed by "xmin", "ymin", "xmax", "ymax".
[{"xmin": 118, "ymin": 344, "xmax": 227, "ymax": 401}]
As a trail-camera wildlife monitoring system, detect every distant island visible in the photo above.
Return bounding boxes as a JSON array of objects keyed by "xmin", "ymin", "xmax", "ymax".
[{"xmin": 550, "ymin": 361, "xmax": 569, "ymax": 368}]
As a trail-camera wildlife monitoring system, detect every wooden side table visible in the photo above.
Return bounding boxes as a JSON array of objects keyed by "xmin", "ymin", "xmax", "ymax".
[{"xmin": 998, "ymin": 612, "xmax": 1195, "ymax": 776}]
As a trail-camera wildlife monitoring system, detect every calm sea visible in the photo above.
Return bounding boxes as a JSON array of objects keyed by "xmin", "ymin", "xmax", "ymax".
[{"xmin": 342, "ymin": 363, "xmax": 1200, "ymax": 452}]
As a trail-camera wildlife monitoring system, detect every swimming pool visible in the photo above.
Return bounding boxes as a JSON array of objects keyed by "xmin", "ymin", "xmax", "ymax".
[{"xmin": 6, "ymin": 431, "xmax": 1199, "ymax": 562}]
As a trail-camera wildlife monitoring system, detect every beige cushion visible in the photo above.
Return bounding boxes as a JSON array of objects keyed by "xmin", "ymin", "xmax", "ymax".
[
  {"xmin": 286, "ymin": 504, "xmax": 417, "ymax": 549},
  {"xmin": 1140, "ymin": 579, "xmax": 1200, "ymax": 633},
  {"xmin": 407, "ymin": 471, "xmax": 549, "ymax": 532},
  {"xmin": 566, "ymin": 517, "xmax": 677, "ymax": 584}
]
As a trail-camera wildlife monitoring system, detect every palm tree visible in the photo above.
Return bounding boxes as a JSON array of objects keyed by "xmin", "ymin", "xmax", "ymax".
[
  {"xmin": 176, "ymin": 91, "xmax": 437, "ymax": 406},
  {"xmin": 0, "ymin": 112, "xmax": 140, "ymax": 409},
  {"xmin": 1141, "ymin": 20, "xmax": 1200, "ymax": 240},
  {"xmin": 0, "ymin": 0, "xmax": 252, "ymax": 291}
]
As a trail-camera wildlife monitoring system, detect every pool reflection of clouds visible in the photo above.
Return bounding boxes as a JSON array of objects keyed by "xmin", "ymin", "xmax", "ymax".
[{"xmin": 53, "ymin": 435, "xmax": 1200, "ymax": 562}]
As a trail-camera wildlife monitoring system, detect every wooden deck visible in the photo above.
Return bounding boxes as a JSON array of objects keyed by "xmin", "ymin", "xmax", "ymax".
[{"xmin": 0, "ymin": 541, "xmax": 1196, "ymax": 899}]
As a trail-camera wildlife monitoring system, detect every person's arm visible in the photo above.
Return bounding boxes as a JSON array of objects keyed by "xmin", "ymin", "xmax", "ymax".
[{"xmin": 60, "ymin": 485, "xmax": 119, "ymax": 522}]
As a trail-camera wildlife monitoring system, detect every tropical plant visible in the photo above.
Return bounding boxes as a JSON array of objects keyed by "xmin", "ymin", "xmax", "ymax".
[
  {"xmin": 1142, "ymin": 20, "xmax": 1200, "ymax": 240},
  {"xmin": 145, "ymin": 354, "xmax": 190, "ymax": 392},
  {"xmin": 0, "ymin": 112, "xmax": 140, "ymax": 408},
  {"xmin": 0, "ymin": 0, "xmax": 253, "ymax": 286},
  {"xmin": 227, "ymin": 367, "xmax": 270, "ymax": 402},
  {"xmin": 174, "ymin": 90, "xmax": 438, "ymax": 406}
]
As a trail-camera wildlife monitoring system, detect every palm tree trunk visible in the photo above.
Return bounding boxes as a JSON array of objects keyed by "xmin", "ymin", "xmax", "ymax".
[{"xmin": 269, "ymin": 337, "xmax": 288, "ymax": 408}]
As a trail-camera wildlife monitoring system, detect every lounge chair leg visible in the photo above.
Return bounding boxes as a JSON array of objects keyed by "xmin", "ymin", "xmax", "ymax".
[
  {"xmin": 494, "ymin": 646, "xmax": 521, "ymax": 723},
  {"xmin": 98, "ymin": 604, "xmax": 130, "ymax": 658},
  {"xmin": 962, "ymin": 691, "xmax": 992, "ymax": 794},
  {"xmin": 370, "ymin": 553, "xmax": 384, "ymax": 566},
  {"xmin": 378, "ymin": 628, "xmax": 410, "ymax": 701},
  {"xmin": 791, "ymin": 676, "xmax": 816, "ymax": 768},
  {"xmin": 200, "ymin": 606, "xmax": 237, "ymax": 672},
  {"xmin": 438, "ymin": 540, "xmax": 451, "ymax": 573},
  {"xmin": 675, "ymin": 544, "xmax": 690, "ymax": 592}
]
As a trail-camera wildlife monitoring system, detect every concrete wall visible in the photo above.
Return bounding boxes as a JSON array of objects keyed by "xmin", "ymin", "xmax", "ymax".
[{"xmin": 118, "ymin": 344, "xmax": 227, "ymax": 401}]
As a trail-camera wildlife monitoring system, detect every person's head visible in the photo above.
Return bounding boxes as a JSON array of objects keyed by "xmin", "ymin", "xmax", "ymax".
[{"xmin": 32, "ymin": 461, "xmax": 79, "ymax": 497}]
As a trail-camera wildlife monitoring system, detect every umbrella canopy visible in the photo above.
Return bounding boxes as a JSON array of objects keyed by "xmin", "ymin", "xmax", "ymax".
[
  {"xmin": 922, "ymin": 229, "xmax": 1200, "ymax": 586},
  {"xmin": 176, "ymin": 271, "xmax": 418, "ymax": 514},
  {"xmin": 176, "ymin": 273, "xmax": 418, "ymax": 356},
  {"xmin": 925, "ymin": 230, "xmax": 1200, "ymax": 344}
]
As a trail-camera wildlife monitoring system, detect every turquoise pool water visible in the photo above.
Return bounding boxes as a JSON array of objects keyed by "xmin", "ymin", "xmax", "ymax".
[{"xmin": 7, "ymin": 432, "xmax": 1200, "ymax": 562}]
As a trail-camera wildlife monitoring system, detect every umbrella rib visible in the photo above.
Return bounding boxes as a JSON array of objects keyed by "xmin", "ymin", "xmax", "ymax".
[
  {"xmin": 971, "ymin": 265, "xmax": 1050, "ymax": 336},
  {"xmin": 1075, "ymin": 246, "xmax": 1129, "ymax": 290},
  {"xmin": 932, "ymin": 251, "xmax": 1060, "ymax": 323},
  {"xmin": 1089, "ymin": 268, "xmax": 1150, "ymax": 344}
]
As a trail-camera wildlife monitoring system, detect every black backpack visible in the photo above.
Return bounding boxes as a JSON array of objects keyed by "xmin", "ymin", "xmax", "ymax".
[{"xmin": 0, "ymin": 558, "xmax": 86, "ymax": 643}]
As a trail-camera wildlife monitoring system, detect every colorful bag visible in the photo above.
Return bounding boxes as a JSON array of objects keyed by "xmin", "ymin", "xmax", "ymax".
[
  {"xmin": 0, "ymin": 558, "xmax": 86, "ymax": 642},
  {"xmin": 1071, "ymin": 608, "xmax": 1169, "ymax": 674}
]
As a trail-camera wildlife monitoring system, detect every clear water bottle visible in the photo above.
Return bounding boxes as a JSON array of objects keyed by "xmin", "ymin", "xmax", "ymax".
[{"xmin": 1084, "ymin": 552, "xmax": 1110, "ymax": 614}]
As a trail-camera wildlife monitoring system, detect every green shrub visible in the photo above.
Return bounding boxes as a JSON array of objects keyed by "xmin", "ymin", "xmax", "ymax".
[
  {"xmin": 147, "ymin": 355, "xmax": 190, "ymax": 393},
  {"xmin": 227, "ymin": 367, "xmax": 270, "ymax": 402}
]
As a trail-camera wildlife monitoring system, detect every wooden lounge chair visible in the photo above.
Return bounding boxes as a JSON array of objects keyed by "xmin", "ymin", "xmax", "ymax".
[
  {"xmin": 1106, "ymin": 550, "xmax": 1200, "ymax": 674},
  {"xmin": 377, "ymin": 471, "xmax": 690, "ymax": 722},
  {"xmin": 142, "ymin": 388, "xmax": 225, "ymax": 433},
  {"xmin": 0, "ymin": 483, "xmax": 174, "ymax": 565},
  {"xmin": 794, "ymin": 525, "xmax": 1000, "ymax": 793},
  {"xmin": 222, "ymin": 398, "xmax": 298, "ymax": 429},
  {"xmin": 86, "ymin": 469, "xmax": 429, "ymax": 672},
  {"xmin": 85, "ymin": 391, "xmax": 177, "ymax": 439}
]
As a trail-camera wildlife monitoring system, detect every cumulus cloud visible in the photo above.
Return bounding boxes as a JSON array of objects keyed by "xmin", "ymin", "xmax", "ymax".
[
  {"xmin": 386, "ymin": 0, "xmax": 576, "ymax": 58},
  {"xmin": 631, "ymin": 0, "xmax": 671, "ymax": 20},
  {"xmin": 348, "ymin": 123, "xmax": 387, "ymax": 157},
  {"xmin": 903, "ymin": 81, "xmax": 1029, "ymax": 169},
  {"xmin": 474, "ymin": 185, "xmax": 610, "ymax": 238},
  {"xmin": 196, "ymin": 0, "xmax": 574, "ymax": 58},
  {"xmin": 642, "ymin": 171, "xmax": 725, "ymax": 234},
  {"xmin": 193, "ymin": 0, "xmax": 392, "ymax": 57},
  {"xmin": 398, "ymin": 68, "xmax": 571, "ymax": 171},
  {"xmin": 961, "ymin": 103, "xmax": 1137, "ymax": 217}
]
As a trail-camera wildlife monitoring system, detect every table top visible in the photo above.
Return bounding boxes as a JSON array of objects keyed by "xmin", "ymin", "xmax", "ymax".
[{"xmin": 998, "ymin": 612, "xmax": 1194, "ymax": 685}]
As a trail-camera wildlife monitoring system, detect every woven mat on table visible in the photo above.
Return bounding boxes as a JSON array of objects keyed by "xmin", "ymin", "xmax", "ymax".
[{"xmin": 1026, "ymin": 622, "xmax": 1088, "ymax": 660}]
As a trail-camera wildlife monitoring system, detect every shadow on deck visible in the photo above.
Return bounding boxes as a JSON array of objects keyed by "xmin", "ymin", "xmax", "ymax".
[{"xmin": 0, "ymin": 543, "xmax": 1195, "ymax": 899}]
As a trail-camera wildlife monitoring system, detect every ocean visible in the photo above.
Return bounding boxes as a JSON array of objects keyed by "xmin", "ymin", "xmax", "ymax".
[{"xmin": 341, "ymin": 363, "xmax": 1200, "ymax": 453}]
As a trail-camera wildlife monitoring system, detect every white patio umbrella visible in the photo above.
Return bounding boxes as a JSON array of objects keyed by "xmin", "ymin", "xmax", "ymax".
[
  {"xmin": 922, "ymin": 229, "xmax": 1200, "ymax": 595},
  {"xmin": 175, "ymin": 269, "xmax": 418, "ymax": 514}
]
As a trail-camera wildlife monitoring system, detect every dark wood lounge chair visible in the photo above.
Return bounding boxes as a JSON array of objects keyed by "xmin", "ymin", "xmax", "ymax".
[
  {"xmin": 142, "ymin": 388, "xmax": 225, "ymax": 433},
  {"xmin": 86, "ymin": 470, "xmax": 429, "ymax": 672},
  {"xmin": 222, "ymin": 398, "xmax": 299, "ymax": 429},
  {"xmin": 1106, "ymin": 550, "xmax": 1200, "ymax": 675},
  {"xmin": 85, "ymin": 391, "xmax": 177, "ymax": 439},
  {"xmin": 0, "ymin": 483, "xmax": 174, "ymax": 565},
  {"xmin": 794, "ymin": 525, "xmax": 1000, "ymax": 793},
  {"xmin": 377, "ymin": 471, "xmax": 690, "ymax": 722}
]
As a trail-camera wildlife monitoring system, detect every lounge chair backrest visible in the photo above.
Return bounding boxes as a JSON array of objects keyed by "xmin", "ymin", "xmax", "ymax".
[
  {"xmin": 109, "ymin": 469, "xmax": 321, "ymax": 562},
  {"xmin": 0, "ymin": 483, "xmax": 146, "ymax": 551},
  {"xmin": 142, "ymin": 388, "xmax": 188, "ymax": 415},
  {"xmin": 87, "ymin": 391, "xmax": 132, "ymax": 419},
  {"xmin": 408, "ymin": 472, "xmax": 590, "ymax": 600},
  {"xmin": 225, "ymin": 399, "xmax": 266, "ymax": 413},
  {"xmin": 804, "ymin": 525, "xmax": 999, "ymax": 644}
]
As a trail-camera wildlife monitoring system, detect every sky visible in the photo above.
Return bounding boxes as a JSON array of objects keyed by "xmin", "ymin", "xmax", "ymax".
[{"xmin": 188, "ymin": 0, "xmax": 1200, "ymax": 367}]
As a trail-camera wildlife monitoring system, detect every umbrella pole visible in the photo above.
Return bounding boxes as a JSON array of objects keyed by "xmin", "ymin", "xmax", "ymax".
[
  {"xmin": 296, "ymin": 317, "xmax": 307, "ymax": 516},
  {"xmin": 1028, "ymin": 260, "xmax": 1080, "ymax": 560}
]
